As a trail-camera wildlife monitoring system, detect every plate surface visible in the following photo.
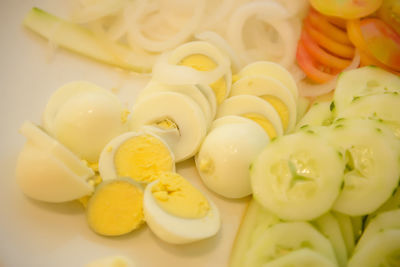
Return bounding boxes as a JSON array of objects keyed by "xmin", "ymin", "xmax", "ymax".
[{"xmin": 0, "ymin": 1, "xmax": 248, "ymax": 266}]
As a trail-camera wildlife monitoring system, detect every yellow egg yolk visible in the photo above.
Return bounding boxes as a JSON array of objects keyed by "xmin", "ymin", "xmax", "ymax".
[
  {"xmin": 151, "ymin": 172, "xmax": 210, "ymax": 219},
  {"xmin": 155, "ymin": 118, "xmax": 178, "ymax": 130},
  {"xmin": 259, "ymin": 95, "xmax": 289, "ymax": 132},
  {"xmin": 87, "ymin": 179, "xmax": 144, "ymax": 236},
  {"xmin": 241, "ymin": 113, "xmax": 277, "ymax": 139},
  {"xmin": 113, "ymin": 134, "xmax": 174, "ymax": 183},
  {"xmin": 179, "ymin": 54, "xmax": 227, "ymax": 104}
]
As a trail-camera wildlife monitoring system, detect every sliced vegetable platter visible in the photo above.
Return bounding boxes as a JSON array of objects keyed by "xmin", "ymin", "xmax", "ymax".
[{"xmin": 1, "ymin": 0, "xmax": 400, "ymax": 267}]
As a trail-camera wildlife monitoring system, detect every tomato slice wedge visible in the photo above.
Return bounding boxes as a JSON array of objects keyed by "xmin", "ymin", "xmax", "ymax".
[
  {"xmin": 310, "ymin": 0, "xmax": 383, "ymax": 19},
  {"xmin": 360, "ymin": 18, "xmax": 400, "ymax": 71},
  {"xmin": 305, "ymin": 19, "xmax": 355, "ymax": 59},
  {"xmin": 377, "ymin": 0, "xmax": 400, "ymax": 35},
  {"xmin": 301, "ymin": 29, "xmax": 352, "ymax": 70},
  {"xmin": 296, "ymin": 41, "xmax": 338, "ymax": 84},
  {"xmin": 307, "ymin": 9, "xmax": 352, "ymax": 45}
]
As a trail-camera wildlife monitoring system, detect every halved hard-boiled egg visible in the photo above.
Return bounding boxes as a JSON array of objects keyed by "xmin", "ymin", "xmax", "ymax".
[
  {"xmin": 143, "ymin": 172, "xmax": 220, "ymax": 244},
  {"xmin": 152, "ymin": 41, "xmax": 232, "ymax": 104},
  {"xmin": 230, "ymin": 74, "xmax": 297, "ymax": 133},
  {"xmin": 130, "ymin": 91, "xmax": 208, "ymax": 162},
  {"xmin": 216, "ymin": 94, "xmax": 283, "ymax": 139},
  {"xmin": 98, "ymin": 131, "xmax": 175, "ymax": 183},
  {"xmin": 136, "ymin": 81, "xmax": 215, "ymax": 128},
  {"xmin": 236, "ymin": 61, "xmax": 298, "ymax": 100},
  {"xmin": 16, "ymin": 121, "xmax": 95, "ymax": 202},
  {"xmin": 43, "ymin": 81, "xmax": 129, "ymax": 163},
  {"xmin": 195, "ymin": 117, "xmax": 269, "ymax": 198},
  {"xmin": 87, "ymin": 178, "xmax": 144, "ymax": 236}
]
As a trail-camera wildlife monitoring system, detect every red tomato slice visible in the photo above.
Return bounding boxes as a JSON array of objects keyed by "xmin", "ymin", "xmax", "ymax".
[
  {"xmin": 360, "ymin": 18, "xmax": 400, "ymax": 71},
  {"xmin": 310, "ymin": 0, "xmax": 383, "ymax": 19},
  {"xmin": 301, "ymin": 29, "xmax": 352, "ymax": 70},
  {"xmin": 296, "ymin": 41, "xmax": 338, "ymax": 84},
  {"xmin": 377, "ymin": 0, "xmax": 400, "ymax": 35},
  {"xmin": 308, "ymin": 9, "xmax": 352, "ymax": 45},
  {"xmin": 305, "ymin": 19, "xmax": 355, "ymax": 59}
]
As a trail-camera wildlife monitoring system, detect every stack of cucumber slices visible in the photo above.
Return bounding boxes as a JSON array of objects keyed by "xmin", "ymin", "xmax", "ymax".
[{"xmin": 230, "ymin": 66, "xmax": 400, "ymax": 267}]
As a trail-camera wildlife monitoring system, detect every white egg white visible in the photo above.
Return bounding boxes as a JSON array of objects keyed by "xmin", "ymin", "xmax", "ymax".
[
  {"xmin": 16, "ymin": 121, "xmax": 94, "ymax": 202},
  {"xmin": 195, "ymin": 120, "xmax": 269, "ymax": 199}
]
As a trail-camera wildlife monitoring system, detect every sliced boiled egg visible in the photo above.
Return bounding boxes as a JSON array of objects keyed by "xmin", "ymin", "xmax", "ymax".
[
  {"xmin": 42, "ymin": 81, "xmax": 129, "ymax": 163},
  {"xmin": 87, "ymin": 178, "xmax": 144, "ymax": 236},
  {"xmin": 130, "ymin": 91, "xmax": 208, "ymax": 162},
  {"xmin": 137, "ymin": 81, "xmax": 214, "ymax": 127},
  {"xmin": 237, "ymin": 61, "xmax": 298, "ymax": 100},
  {"xmin": 16, "ymin": 121, "xmax": 94, "ymax": 202},
  {"xmin": 195, "ymin": 119, "xmax": 269, "ymax": 198},
  {"xmin": 216, "ymin": 95, "xmax": 283, "ymax": 138},
  {"xmin": 178, "ymin": 52, "xmax": 231, "ymax": 104},
  {"xmin": 230, "ymin": 74, "xmax": 297, "ymax": 132},
  {"xmin": 98, "ymin": 131, "xmax": 175, "ymax": 183},
  {"xmin": 143, "ymin": 172, "xmax": 220, "ymax": 244}
]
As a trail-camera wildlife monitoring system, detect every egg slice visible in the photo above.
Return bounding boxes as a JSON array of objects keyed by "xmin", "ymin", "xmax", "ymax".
[
  {"xmin": 98, "ymin": 132, "xmax": 175, "ymax": 183},
  {"xmin": 195, "ymin": 120, "xmax": 269, "ymax": 198},
  {"xmin": 237, "ymin": 61, "xmax": 298, "ymax": 100},
  {"xmin": 216, "ymin": 95, "xmax": 283, "ymax": 138},
  {"xmin": 230, "ymin": 75, "xmax": 297, "ymax": 133},
  {"xmin": 137, "ymin": 81, "xmax": 214, "ymax": 127},
  {"xmin": 16, "ymin": 121, "xmax": 94, "ymax": 202},
  {"xmin": 42, "ymin": 81, "xmax": 129, "ymax": 163},
  {"xmin": 178, "ymin": 52, "xmax": 232, "ymax": 104},
  {"xmin": 143, "ymin": 172, "xmax": 220, "ymax": 244},
  {"xmin": 130, "ymin": 91, "xmax": 208, "ymax": 162},
  {"xmin": 196, "ymin": 84, "xmax": 217, "ymax": 120}
]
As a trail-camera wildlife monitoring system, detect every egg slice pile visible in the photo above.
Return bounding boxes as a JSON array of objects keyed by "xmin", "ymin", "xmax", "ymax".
[
  {"xmin": 196, "ymin": 61, "xmax": 299, "ymax": 199},
  {"xmin": 16, "ymin": 38, "xmax": 299, "ymax": 245}
]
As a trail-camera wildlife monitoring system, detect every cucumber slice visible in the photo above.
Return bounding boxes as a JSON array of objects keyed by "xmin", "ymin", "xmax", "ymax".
[
  {"xmin": 263, "ymin": 249, "xmax": 338, "ymax": 267},
  {"xmin": 348, "ymin": 229, "xmax": 400, "ymax": 267},
  {"xmin": 23, "ymin": 8, "xmax": 153, "ymax": 72},
  {"xmin": 313, "ymin": 213, "xmax": 348, "ymax": 267},
  {"xmin": 327, "ymin": 119, "xmax": 400, "ymax": 216},
  {"xmin": 337, "ymin": 93, "xmax": 400, "ymax": 139},
  {"xmin": 350, "ymin": 216, "xmax": 364, "ymax": 243},
  {"xmin": 251, "ymin": 131, "xmax": 344, "ymax": 221},
  {"xmin": 295, "ymin": 101, "xmax": 334, "ymax": 131},
  {"xmin": 332, "ymin": 211, "xmax": 355, "ymax": 256},
  {"xmin": 356, "ymin": 209, "xmax": 400, "ymax": 252},
  {"xmin": 229, "ymin": 199, "xmax": 279, "ymax": 267},
  {"xmin": 334, "ymin": 66, "xmax": 400, "ymax": 114},
  {"xmin": 244, "ymin": 222, "xmax": 337, "ymax": 267}
]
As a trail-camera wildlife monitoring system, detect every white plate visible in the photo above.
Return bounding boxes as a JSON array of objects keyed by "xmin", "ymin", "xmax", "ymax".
[{"xmin": 0, "ymin": 1, "xmax": 248, "ymax": 266}]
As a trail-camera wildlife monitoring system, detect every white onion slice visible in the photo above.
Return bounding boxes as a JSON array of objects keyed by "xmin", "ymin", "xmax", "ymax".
[
  {"xmin": 195, "ymin": 31, "xmax": 243, "ymax": 72},
  {"xmin": 227, "ymin": 1, "xmax": 289, "ymax": 58},
  {"xmin": 152, "ymin": 41, "xmax": 230, "ymax": 85},
  {"xmin": 199, "ymin": 0, "xmax": 236, "ymax": 31},
  {"xmin": 299, "ymin": 50, "xmax": 361, "ymax": 97},
  {"xmin": 127, "ymin": 0, "xmax": 206, "ymax": 52}
]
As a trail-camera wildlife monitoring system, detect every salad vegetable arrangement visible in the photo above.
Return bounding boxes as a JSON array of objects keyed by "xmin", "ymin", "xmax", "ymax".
[{"xmin": 16, "ymin": 0, "xmax": 400, "ymax": 266}]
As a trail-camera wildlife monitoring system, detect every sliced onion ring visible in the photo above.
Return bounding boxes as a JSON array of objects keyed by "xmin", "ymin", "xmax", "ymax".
[{"xmin": 127, "ymin": 0, "xmax": 206, "ymax": 52}]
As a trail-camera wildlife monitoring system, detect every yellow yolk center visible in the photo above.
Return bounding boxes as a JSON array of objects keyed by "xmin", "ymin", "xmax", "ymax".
[
  {"xmin": 155, "ymin": 118, "xmax": 178, "ymax": 130},
  {"xmin": 113, "ymin": 134, "xmax": 174, "ymax": 183},
  {"xmin": 259, "ymin": 95, "xmax": 289, "ymax": 131},
  {"xmin": 151, "ymin": 172, "xmax": 210, "ymax": 219},
  {"xmin": 241, "ymin": 113, "xmax": 277, "ymax": 139},
  {"xmin": 87, "ymin": 179, "xmax": 144, "ymax": 236},
  {"xmin": 179, "ymin": 54, "xmax": 227, "ymax": 104}
]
